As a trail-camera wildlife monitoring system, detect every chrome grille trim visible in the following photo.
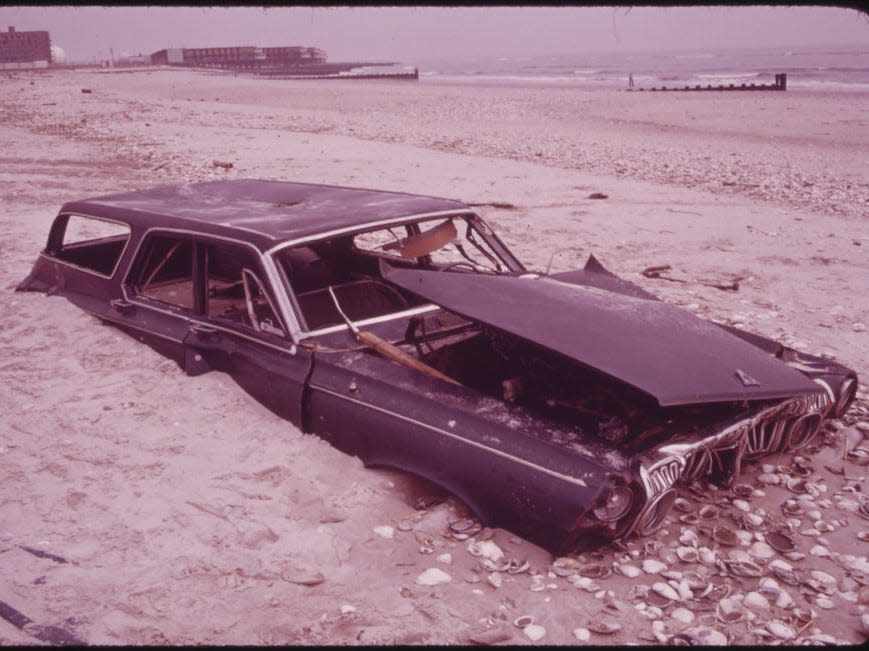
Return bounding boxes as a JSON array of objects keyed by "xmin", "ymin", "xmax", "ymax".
[{"xmin": 631, "ymin": 391, "xmax": 833, "ymax": 536}]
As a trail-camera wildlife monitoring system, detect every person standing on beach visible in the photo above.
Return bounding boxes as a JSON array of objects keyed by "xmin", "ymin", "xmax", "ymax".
[{"xmin": 628, "ymin": 73, "xmax": 635, "ymax": 89}]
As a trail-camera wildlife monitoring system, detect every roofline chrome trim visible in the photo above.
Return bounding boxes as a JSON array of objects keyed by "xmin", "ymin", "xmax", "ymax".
[
  {"xmin": 188, "ymin": 317, "xmax": 298, "ymax": 355},
  {"xmin": 265, "ymin": 209, "xmax": 473, "ymax": 257},
  {"xmin": 309, "ymin": 383, "xmax": 590, "ymax": 489}
]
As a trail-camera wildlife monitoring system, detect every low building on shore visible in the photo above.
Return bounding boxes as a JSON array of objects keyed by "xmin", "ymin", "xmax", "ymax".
[{"xmin": 0, "ymin": 25, "xmax": 51, "ymax": 70}]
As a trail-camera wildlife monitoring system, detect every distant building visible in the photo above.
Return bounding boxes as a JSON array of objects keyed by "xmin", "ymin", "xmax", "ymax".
[
  {"xmin": 0, "ymin": 26, "xmax": 51, "ymax": 65},
  {"xmin": 150, "ymin": 45, "xmax": 327, "ymax": 69}
]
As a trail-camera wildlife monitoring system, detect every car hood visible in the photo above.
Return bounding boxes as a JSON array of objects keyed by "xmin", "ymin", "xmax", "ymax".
[{"xmin": 381, "ymin": 264, "xmax": 822, "ymax": 406}]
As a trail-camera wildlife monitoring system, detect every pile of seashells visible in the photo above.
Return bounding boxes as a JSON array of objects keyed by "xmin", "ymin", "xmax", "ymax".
[{"xmin": 458, "ymin": 394, "xmax": 869, "ymax": 645}]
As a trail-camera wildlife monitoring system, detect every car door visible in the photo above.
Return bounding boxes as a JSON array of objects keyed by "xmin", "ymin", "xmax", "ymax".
[
  {"xmin": 182, "ymin": 236, "xmax": 311, "ymax": 426},
  {"xmin": 118, "ymin": 231, "xmax": 197, "ymax": 366}
]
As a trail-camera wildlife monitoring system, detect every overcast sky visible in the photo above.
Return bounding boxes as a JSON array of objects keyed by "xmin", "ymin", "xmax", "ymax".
[{"xmin": 3, "ymin": 5, "xmax": 868, "ymax": 63}]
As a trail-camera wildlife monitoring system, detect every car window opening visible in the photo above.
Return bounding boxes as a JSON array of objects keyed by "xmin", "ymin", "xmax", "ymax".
[
  {"xmin": 280, "ymin": 215, "xmax": 516, "ymax": 332},
  {"xmin": 49, "ymin": 214, "xmax": 131, "ymax": 276}
]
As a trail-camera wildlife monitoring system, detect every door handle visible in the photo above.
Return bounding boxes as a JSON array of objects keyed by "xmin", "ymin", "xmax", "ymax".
[{"xmin": 189, "ymin": 324, "xmax": 219, "ymax": 338}]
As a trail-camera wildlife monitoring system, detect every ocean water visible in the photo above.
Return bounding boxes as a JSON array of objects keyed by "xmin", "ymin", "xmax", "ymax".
[{"xmin": 415, "ymin": 45, "xmax": 869, "ymax": 92}]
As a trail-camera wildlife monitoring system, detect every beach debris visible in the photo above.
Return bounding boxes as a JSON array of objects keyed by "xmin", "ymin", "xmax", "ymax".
[
  {"xmin": 467, "ymin": 539, "xmax": 504, "ymax": 563},
  {"xmin": 587, "ymin": 192, "xmax": 608, "ymax": 200},
  {"xmin": 682, "ymin": 626, "xmax": 727, "ymax": 646},
  {"xmin": 212, "ymin": 159, "xmax": 234, "ymax": 170},
  {"xmin": 373, "ymin": 525, "xmax": 394, "ymax": 539},
  {"xmin": 468, "ymin": 625, "xmax": 512, "ymax": 645},
  {"xmin": 513, "ymin": 615, "xmax": 534, "ymax": 629},
  {"xmin": 447, "ymin": 518, "xmax": 481, "ymax": 540},
  {"xmin": 716, "ymin": 596, "xmax": 746, "ymax": 623},
  {"xmin": 766, "ymin": 620, "xmax": 795, "ymax": 641},
  {"xmin": 764, "ymin": 530, "xmax": 797, "ymax": 553},
  {"xmin": 415, "ymin": 568, "xmax": 451, "ymax": 586},
  {"xmin": 280, "ymin": 565, "xmax": 325, "ymax": 586},
  {"xmin": 340, "ymin": 604, "xmax": 356, "ymax": 615},
  {"xmin": 572, "ymin": 627, "xmax": 591, "ymax": 641},
  {"xmin": 712, "ymin": 525, "xmax": 739, "ymax": 546},
  {"xmin": 80, "ymin": 88, "xmax": 92, "ymax": 94},
  {"xmin": 587, "ymin": 618, "xmax": 621, "ymax": 634},
  {"xmin": 523, "ymin": 623, "xmax": 546, "ymax": 641},
  {"xmin": 641, "ymin": 265, "xmax": 741, "ymax": 291},
  {"xmin": 487, "ymin": 572, "xmax": 503, "ymax": 588},
  {"xmin": 642, "ymin": 558, "xmax": 668, "ymax": 574},
  {"xmin": 466, "ymin": 201, "xmax": 517, "ymax": 210}
]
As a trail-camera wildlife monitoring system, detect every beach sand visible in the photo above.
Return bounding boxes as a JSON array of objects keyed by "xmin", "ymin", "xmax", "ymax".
[{"xmin": 1, "ymin": 67, "xmax": 868, "ymax": 645}]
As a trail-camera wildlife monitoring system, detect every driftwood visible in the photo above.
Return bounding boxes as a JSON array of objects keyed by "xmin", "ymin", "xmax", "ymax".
[{"xmin": 642, "ymin": 264, "xmax": 741, "ymax": 292}]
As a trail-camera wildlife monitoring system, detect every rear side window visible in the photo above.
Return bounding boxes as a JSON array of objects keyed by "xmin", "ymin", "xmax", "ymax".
[{"xmin": 49, "ymin": 214, "xmax": 131, "ymax": 276}]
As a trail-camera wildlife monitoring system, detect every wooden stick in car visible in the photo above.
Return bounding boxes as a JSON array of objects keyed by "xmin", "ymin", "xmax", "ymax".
[{"xmin": 327, "ymin": 286, "xmax": 461, "ymax": 386}]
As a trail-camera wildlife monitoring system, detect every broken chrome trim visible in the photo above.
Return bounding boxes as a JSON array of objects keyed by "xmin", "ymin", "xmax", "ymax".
[{"xmin": 631, "ymin": 390, "xmax": 834, "ymax": 536}]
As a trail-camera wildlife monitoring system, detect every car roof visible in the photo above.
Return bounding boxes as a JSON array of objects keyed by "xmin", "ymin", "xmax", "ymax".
[{"xmin": 60, "ymin": 179, "xmax": 471, "ymax": 252}]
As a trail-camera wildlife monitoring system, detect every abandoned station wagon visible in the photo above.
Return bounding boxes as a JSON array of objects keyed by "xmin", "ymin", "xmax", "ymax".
[{"xmin": 19, "ymin": 179, "xmax": 859, "ymax": 551}]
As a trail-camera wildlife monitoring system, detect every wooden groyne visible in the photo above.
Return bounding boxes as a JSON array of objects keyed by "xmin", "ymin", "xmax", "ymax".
[{"xmin": 630, "ymin": 73, "xmax": 786, "ymax": 92}]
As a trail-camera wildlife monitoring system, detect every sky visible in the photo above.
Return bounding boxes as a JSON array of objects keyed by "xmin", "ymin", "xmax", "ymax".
[{"xmin": 2, "ymin": 5, "xmax": 868, "ymax": 63}]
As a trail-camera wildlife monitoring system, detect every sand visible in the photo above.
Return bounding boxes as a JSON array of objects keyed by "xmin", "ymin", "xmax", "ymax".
[{"xmin": 1, "ymin": 67, "xmax": 868, "ymax": 645}]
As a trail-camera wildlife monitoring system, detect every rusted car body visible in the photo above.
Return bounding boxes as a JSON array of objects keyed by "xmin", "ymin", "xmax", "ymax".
[{"xmin": 18, "ymin": 180, "xmax": 859, "ymax": 551}]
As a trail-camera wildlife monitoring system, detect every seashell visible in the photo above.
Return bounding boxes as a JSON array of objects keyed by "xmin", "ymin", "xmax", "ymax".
[
  {"xmin": 859, "ymin": 613, "xmax": 869, "ymax": 637},
  {"xmin": 505, "ymin": 559, "xmax": 530, "ymax": 575},
  {"xmin": 748, "ymin": 541, "xmax": 776, "ymax": 561},
  {"xmin": 642, "ymin": 559, "xmax": 667, "ymax": 574},
  {"xmin": 743, "ymin": 591, "xmax": 770, "ymax": 610},
  {"xmin": 487, "ymin": 572, "xmax": 503, "ymax": 588},
  {"xmin": 578, "ymin": 563, "xmax": 612, "ymax": 580},
  {"xmin": 815, "ymin": 595, "xmax": 835, "ymax": 609},
  {"xmin": 676, "ymin": 546, "xmax": 699, "ymax": 563},
  {"xmin": 652, "ymin": 581, "xmax": 681, "ymax": 601},
  {"xmin": 673, "ymin": 497, "xmax": 693, "ymax": 512},
  {"xmin": 727, "ymin": 559, "xmax": 763, "ymax": 578},
  {"xmin": 805, "ymin": 570, "xmax": 837, "ymax": 595},
  {"xmin": 450, "ymin": 518, "xmax": 480, "ymax": 534},
  {"xmin": 859, "ymin": 502, "xmax": 869, "ymax": 521},
  {"xmin": 783, "ymin": 551, "xmax": 806, "ymax": 562},
  {"xmin": 716, "ymin": 596, "xmax": 745, "ymax": 623},
  {"xmin": 732, "ymin": 499, "xmax": 751, "ymax": 512},
  {"xmin": 781, "ymin": 499, "xmax": 804, "ymax": 516},
  {"xmin": 850, "ymin": 570, "xmax": 869, "ymax": 586},
  {"xmin": 679, "ymin": 529, "xmax": 699, "ymax": 546},
  {"xmin": 786, "ymin": 477, "xmax": 809, "ymax": 494},
  {"xmin": 416, "ymin": 568, "xmax": 452, "ymax": 586},
  {"xmin": 671, "ymin": 607, "xmax": 695, "ymax": 624},
  {"xmin": 587, "ymin": 619, "xmax": 621, "ymax": 635},
  {"xmin": 698, "ymin": 505, "xmax": 719, "ymax": 520},
  {"xmin": 766, "ymin": 620, "xmax": 795, "ymax": 641},
  {"xmin": 765, "ymin": 530, "xmax": 797, "ymax": 553},
  {"xmin": 658, "ymin": 546, "xmax": 677, "ymax": 565},
  {"xmin": 513, "ymin": 615, "xmax": 534, "ymax": 628},
  {"xmin": 810, "ymin": 544, "xmax": 830, "ymax": 558},
  {"xmin": 757, "ymin": 473, "xmax": 780, "ymax": 485},
  {"xmin": 615, "ymin": 563, "xmax": 642, "ymax": 579},
  {"xmin": 732, "ymin": 483, "xmax": 754, "ymax": 498},
  {"xmin": 523, "ymin": 624, "xmax": 546, "ymax": 642},
  {"xmin": 468, "ymin": 539, "xmax": 505, "ymax": 563},
  {"xmin": 683, "ymin": 626, "xmax": 727, "ymax": 646},
  {"xmin": 698, "ymin": 547, "xmax": 717, "ymax": 567},
  {"xmin": 572, "ymin": 627, "xmax": 591, "ymax": 642},
  {"xmin": 682, "ymin": 570, "xmax": 708, "ymax": 591},
  {"xmin": 712, "ymin": 525, "xmax": 739, "ymax": 546},
  {"xmin": 792, "ymin": 607, "xmax": 815, "ymax": 624},
  {"xmin": 679, "ymin": 513, "xmax": 700, "ymax": 525}
]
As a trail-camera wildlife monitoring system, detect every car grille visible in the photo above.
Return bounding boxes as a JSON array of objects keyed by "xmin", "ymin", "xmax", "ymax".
[{"xmin": 633, "ymin": 388, "xmax": 833, "ymax": 536}]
